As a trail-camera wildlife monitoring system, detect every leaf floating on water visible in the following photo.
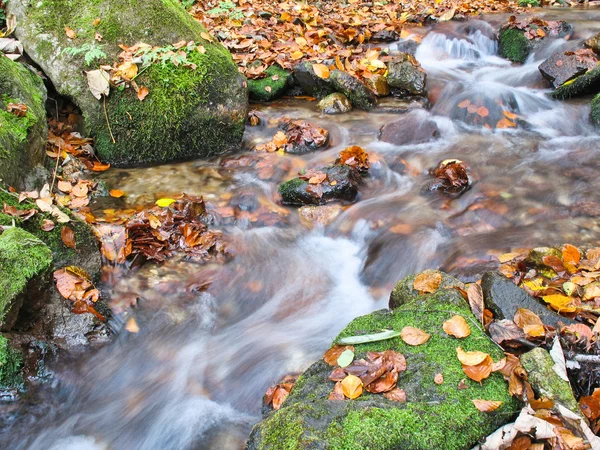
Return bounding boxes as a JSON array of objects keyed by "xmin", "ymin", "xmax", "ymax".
[
  {"xmin": 472, "ymin": 399, "xmax": 503, "ymax": 412},
  {"xmin": 413, "ymin": 272, "xmax": 442, "ymax": 294},
  {"xmin": 443, "ymin": 315, "xmax": 471, "ymax": 338},
  {"xmin": 401, "ymin": 326, "xmax": 431, "ymax": 346},
  {"xmin": 125, "ymin": 317, "xmax": 140, "ymax": 333},
  {"xmin": 337, "ymin": 329, "xmax": 402, "ymax": 345},
  {"xmin": 341, "ymin": 374, "xmax": 363, "ymax": 399},
  {"xmin": 337, "ymin": 349, "xmax": 355, "ymax": 368}
]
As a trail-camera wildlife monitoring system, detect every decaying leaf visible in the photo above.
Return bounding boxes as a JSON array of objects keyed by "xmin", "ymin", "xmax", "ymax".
[
  {"xmin": 462, "ymin": 356, "xmax": 493, "ymax": 382},
  {"xmin": 472, "ymin": 399, "xmax": 503, "ymax": 412},
  {"xmin": 401, "ymin": 326, "xmax": 431, "ymax": 346},
  {"xmin": 61, "ymin": 226, "xmax": 77, "ymax": 249},
  {"xmin": 383, "ymin": 388, "xmax": 407, "ymax": 402},
  {"xmin": 323, "ymin": 345, "xmax": 355, "ymax": 366},
  {"xmin": 467, "ymin": 283, "xmax": 484, "ymax": 325},
  {"xmin": 434, "ymin": 373, "xmax": 444, "ymax": 384},
  {"xmin": 87, "ymin": 69, "xmax": 110, "ymax": 100},
  {"xmin": 413, "ymin": 272, "xmax": 442, "ymax": 294},
  {"xmin": 514, "ymin": 308, "xmax": 545, "ymax": 338},
  {"xmin": 443, "ymin": 315, "xmax": 471, "ymax": 338}
]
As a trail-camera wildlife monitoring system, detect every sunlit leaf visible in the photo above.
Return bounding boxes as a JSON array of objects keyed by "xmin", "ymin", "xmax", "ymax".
[
  {"xmin": 341, "ymin": 374, "xmax": 363, "ymax": 399},
  {"xmin": 443, "ymin": 315, "xmax": 471, "ymax": 338},
  {"xmin": 413, "ymin": 272, "xmax": 442, "ymax": 294},
  {"xmin": 456, "ymin": 347, "xmax": 489, "ymax": 366},
  {"xmin": 472, "ymin": 399, "xmax": 502, "ymax": 412},
  {"xmin": 401, "ymin": 326, "xmax": 431, "ymax": 346},
  {"xmin": 155, "ymin": 198, "xmax": 176, "ymax": 207}
]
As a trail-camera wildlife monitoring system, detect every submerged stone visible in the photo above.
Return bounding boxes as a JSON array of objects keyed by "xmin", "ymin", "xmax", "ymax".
[
  {"xmin": 379, "ymin": 110, "xmax": 439, "ymax": 146},
  {"xmin": 386, "ymin": 53, "xmax": 427, "ymax": 97},
  {"xmin": 0, "ymin": 335, "xmax": 23, "ymax": 389},
  {"xmin": 539, "ymin": 50, "xmax": 597, "ymax": 88},
  {"xmin": 0, "ymin": 57, "xmax": 48, "ymax": 189},
  {"xmin": 248, "ymin": 65, "xmax": 291, "ymax": 102},
  {"xmin": 317, "ymin": 93, "xmax": 352, "ymax": 115},
  {"xmin": 247, "ymin": 273, "xmax": 520, "ymax": 450},
  {"xmin": 8, "ymin": 0, "xmax": 247, "ymax": 167},
  {"xmin": 481, "ymin": 271, "xmax": 576, "ymax": 327},
  {"xmin": 329, "ymin": 70, "xmax": 378, "ymax": 111}
]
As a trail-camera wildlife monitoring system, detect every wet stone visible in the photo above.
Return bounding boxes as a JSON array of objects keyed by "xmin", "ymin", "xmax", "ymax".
[
  {"xmin": 298, "ymin": 204, "xmax": 343, "ymax": 227},
  {"xmin": 539, "ymin": 50, "xmax": 597, "ymax": 89},
  {"xmin": 584, "ymin": 32, "xmax": 600, "ymax": 54},
  {"xmin": 317, "ymin": 93, "xmax": 352, "ymax": 115},
  {"xmin": 386, "ymin": 53, "xmax": 427, "ymax": 97},
  {"xmin": 371, "ymin": 29, "xmax": 399, "ymax": 42},
  {"xmin": 379, "ymin": 110, "xmax": 439, "ymax": 146},
  {"xmin": 293, "ymin": 61, "xmax": 335, "ymax": 99},
  {"xmin": 363, "ymin": 73, "xmax": 390, "ymax": 97},
  {"xmin": 329, "ymin": 70, "xmax": 378, "ymax": 111}
]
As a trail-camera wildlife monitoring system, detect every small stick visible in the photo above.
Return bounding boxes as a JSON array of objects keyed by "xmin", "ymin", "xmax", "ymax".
[
  {"xmin": 50, "ymin": 148, "xmax": 60, "ymax": 194},
  {"xmin": 103, "ymin": 95, "xmax": 116, "ymax": 144}
]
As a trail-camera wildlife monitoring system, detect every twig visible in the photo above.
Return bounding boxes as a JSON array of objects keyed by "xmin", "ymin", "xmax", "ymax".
[
  {"xmin": 50, "ymin": 149, "xmax": 60, "ymax": 194},
  {"xmin": 573, "ymin": 354, "xmax": 600, "ymax": 363},
  {"xmin": 103, "ymin": 95, "xmax": 116, "ymax": 144}
]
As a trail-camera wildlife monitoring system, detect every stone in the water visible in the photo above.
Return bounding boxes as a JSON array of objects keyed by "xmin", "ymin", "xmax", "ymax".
[
  {"xmin": 317, "ymin": 93, "xmax": 352, "ymax": 115},
  {"xmin": 329, "ymin": 70, "xmax": 378, "ymax": 111},
  {"xmin": 298, "ymin": 204, "xmax": 343, "ymax": 227},
  {"xmin": 481, "ymin": 271, "xmax": 576, "ymax": 327},
  {"xmin": 386, "ymin": 53, "xmax": 427, "ymax": 97},
  {"xmin": 551, "ymin": 65, "xmax": 600, "ymax": 100},
  {"xmin": 520, "ymin": 347, "xmax": 580, "ymax": 412},
  {"xmin": 584, "ymin": 31, "xmax": 600, "ymax": 54},
  {"xmin": 591, "ymin": 93, "xmax": 600, "ymax": 126},
  {"xmin": 379, "ymin": 110, "xmax": 439, "ymax": 146},
  {"xmin": 247, "ymin": 273, "xmax": 520, "ymax": 450},
  {"xmin": 8, "ymin": 0, "xmax": 248, "ymax": 166},
  {"xmin": 363, "ymin": 73, "xmax": 390, "ymax": 97},
  {"xmin": 539, "ymin": 50, "xmax": 597, "ymax": 88},
  {"xmin": 371, "ymin": 29, "xmax": 399, "ymax": 42},
  {"xmin": 248, "ymin": 65, "xmax": 291, "ymax": 101},
  {"xmin": 278, "ymin": 165, "xmax": 361, "ymax": 206},
  {"xmin": 293, "ymin": 61, "xmax": 335, "ymax": 98}
]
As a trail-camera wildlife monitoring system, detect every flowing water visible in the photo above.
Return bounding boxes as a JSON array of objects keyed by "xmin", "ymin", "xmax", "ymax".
[{"xmin": 3, "ymin": 9, "xmax": 600, "ymax": 450}]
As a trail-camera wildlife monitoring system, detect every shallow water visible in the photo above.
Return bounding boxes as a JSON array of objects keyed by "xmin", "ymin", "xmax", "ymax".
[{"xmin": 3, "ymin": 8, "xmax": 600, "ymax": 450}]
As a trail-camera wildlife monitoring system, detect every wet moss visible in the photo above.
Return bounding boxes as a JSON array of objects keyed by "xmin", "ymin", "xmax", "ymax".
[
  {"xmin": 592, "ymin": 93, "xmax": 600, "ymax": 126},
  {"xmin": 551, "ymin": 65, "xmax": 600, "ymax": 100},
  {"xmin": 0, "ymin": 335, "xmax": 24, "ymax": 389},
  {"xmin": 498, "ymin": 28, "xmax": 530, "ymax": 64},
  {"xmin": 0, "ymin": 227, "xmax": 53, "ymax": 322},
  {"xmin": 278, "ymin": 178, "xmax": 306, "ymax": 204},
  {"xmin": 248, "ymin": 65, "xmax": 291, "ymax": 102}
]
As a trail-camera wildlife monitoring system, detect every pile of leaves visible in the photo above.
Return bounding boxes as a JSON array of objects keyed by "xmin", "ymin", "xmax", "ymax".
[
  {"xmin": 53, "ymin": 266, "xmax": 104, "ymax": 321},
  {"xmin": 187, "ymin": 0, "xmax": 522, "ymax": 82},
  {"xmin": 255, "ymin": 117, "xmax": 329, "ymax": 153},
  {"xmin": 503, "ymin": 16, "xmax": 567, "ymax": 40},
  {"xmin": 3, "ymin": 183, "xmax": 72, "ymax": 225},
  {"xmin": 264, "ymin": 374, "xmax": 299, "ymax": 410}
]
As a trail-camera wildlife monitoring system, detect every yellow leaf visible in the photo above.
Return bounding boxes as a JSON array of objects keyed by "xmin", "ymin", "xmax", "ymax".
[
  {"xmin": 472, "ymin": 399, "xmax": 503, "ymax": 412},
  {"xmin": 542, "ymin": 294, "xmax": 577, "ymax": 313},
  {"xmin": 413, "ymin": 272, "xmax": 442, "ymax": 294},
  {"xmin": 341, "ymin": 374, "xmax": 363, "ymax": 399},
  {"xmin": 125, "ymin": 317, "xmax": 140, "ymax": 333},
  {"xmin": 156, "ymin": 198, "xmax": 176, "ymax": 207},
  {"xmin": 456, "ymin": 347, "xmax": 489, "ymax": 366},
  {"xmin": 312, "ymin": 63, "xmax": 330, "ymax": 79}
]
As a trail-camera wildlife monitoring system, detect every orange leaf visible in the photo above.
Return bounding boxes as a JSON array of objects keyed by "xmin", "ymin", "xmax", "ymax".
[
  {"xmin": 458, "ymin": 99, "xmax": 470, "ymax": 108},
  {"xmin": 443, "ymin": 315, "xmax": 471, "ymax": 338},
  {"xmin": 65, "ymin": 27, "xmax": 77, "ymax": 39},
  {"xmin": 562, "ymin": 244, "xmax": 581, "ymax": 266},
  {"xmin": 383, "ymin": 388, "xmax": 406, "ymax": 402},
  {"xmin": 61, "ymin": 226, "xmax": 77, "ymax": 249},
  {"xmin": 472, "ymin": 399, "xmax": 502, "ymax": 412},
  {"xmin": 503, "ymin": 110, "xmax": 518, "ymax": 120},
  {"xmin": 110, "ymin": 189, "xmax": 125, "ymax": 198},
  {"xmin": 462, "ymin": 356, "xmax": 493, "ymax": 382},
  {"xmin": 90, "ymin": 161, "xmax": 111, "ymax": 172},
  {"xmin": 467, "ymin": 283, "xmax": 484, "ymax": 325},
  {"xmin": 434, "ymin": 373, "xmax": 444, "ymax": 384},
  {"xmin": 514, "ymin": 308, "xmax": 545, "ymax": 337},
  {"xmin": 542, "ymin": 294, "xmax": 577, "ymax": 313},
  {"xmin": 323, "ymin": 345, "xmax": 355, "ymax": 366},
  {"xmin": 137, "ymin": 86, "xmax": 149, "ymax": 101},
  {"xmin": 496, "ymin": 118, "xmax": 516, "ymax": 129},
  {"xmin": 401, "ymin": 326, "xmax": 431, "ymax": 346},
  {"xmin": 312, "ymin": 63, "xmax": 330, "ymax": 79},
  {"xmin": 341, "ymin": 374, "xmax": 363, "ymax": 399},
  {"xmin": 477, "ymin": 106, "xmax": 489, "ymax": 117},
  {"xmin": 456, "ymin": 347, "xmax": 489, "ymax": 366},
  {"xmin": 125, "ymin": 317, "xmax": 140, "ymax": 333},
  {"xmin": 413, "ymin": 272, "xmax": 442, "ymax": 294}
]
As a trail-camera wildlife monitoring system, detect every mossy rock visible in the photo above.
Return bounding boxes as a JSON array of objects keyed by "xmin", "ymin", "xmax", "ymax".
[
  {"xmin": 247, "ymin": 277, "xmax": 520, "ymax": 450},
  {"xmin": 550, "ymin": 65, "xmax": 600, "ymax": 100},
  {"xmin": 0, "ymin": 227, "xmax": 53, "ymax": 328},
  {"xmin": 389, "ymin": 269, "xmax": 465, "ymax": 309},
  {"xmin": 329, "ymin": 70, "xmax": 377, "ymax": 111},
  {"xmin": 0, "ymin": 56, "xmax": 48, "ymax": 189},
  {"xmin": 498, "ymin": 28, "xmax": 531, "ymax": 64},
  {"xmin": 592, "ymin": 93, "xmax": 600, "ymax": 126},
  {"xmin": 8, "ymin": 0, "xmax": 248, "ymax": 167},
  {"xmin": 0, "ymin": 334, "xmax": 24, "ymax": 389},
  {"xmin": 248, "ymin": 65, "xmax": 291, "ymax": 102}
]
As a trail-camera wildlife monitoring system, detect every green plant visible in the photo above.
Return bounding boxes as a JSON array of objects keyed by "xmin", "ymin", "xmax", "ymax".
[
  {"xmin": 517, "ymin": 0, "xmax": 540, "ymax": 6},
  {"xmin": 207, "ymin": 1, "xmax": 244, "ymax": 20},
  {"xmin": 62, "ymin": 43, "xmax": 107, "ymax": 66},
  {"xmin": 181, "ymin": 0, "xmax": 196, "ymax": 9}
]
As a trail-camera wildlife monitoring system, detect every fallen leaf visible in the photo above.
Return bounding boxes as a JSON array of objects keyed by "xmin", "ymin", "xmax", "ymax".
[
  {"xmin": 41, "ymin": 219, "xmax": 55, "ymax": 231},
  {"xmin": 514, "ymin": 308, "xmax": 545, "ymax": 338},
  {"xmin": 125, "ymin": 317, "xmax": 140, "ymax": 333},
  {"xmin": 401, "ymin": 326, "xmax": 431, "ymax": 346},
  {"xmin": 87, "ymin": 69, "xmax": 110, "ymax": 100},
  {"xmin": 323, "ymin": 345, "xmax": 355, "ymax": 366},
  {"xmin": 65, "ymin": 27, "xmax": 77, "ymax": 39},
  {"xmin": 413, "ymin": 272, "xmax": 442, "ymax": 294},
  {"xmin": 542, "ymin": 294, "xmax": 577, "ymax": 313},
  {"xmin": 443, "ymin": 315, "xmax": 471, "ymax": 338},
  {"xmin": 61, "ymin": 226, "xmax": 77, "ymax": 249},
  {"xmin": 57, "ymin": 180, "xmax": 72, "ymax": 193},
  {"xmin": 312, "ymin": 63, "xmax": 330, "ymax": 79},
  {"xmin": 456, "ymin": 347, "xmax": 490, "ymax": 366},
  {"xmin": 337, "ymin": 349, "xmax": 355, "ymax": 368},
  {"xmin": 467, "ymin": 283, "xmax": 484, "ymax": 325},
  {"xmin": 341, "ymin": 374, "xmax": 363, "ymax": 399},
  {"xmin": 462, "ymin": 356, "xmax": 493, "ymax": 382},
  {"xmin": 137, "ymin": 86, "xmax": 149, "ymax": 101},
  {"xmin": 472, "ymin": 399, "xmax": 502, "ymax": 412},
  {"xmin": 383, "ymin": 388, "xmax": 406, "ymax": 402},
  {"xmin": 110, "ymin": 189, "xmax": 125, "ymax": 198},
  {"xmin": 434, "ymin": 373, "xmax": 444, "ymax": 384},
  {"xmin": 155, "ymin": 198, "xmax": 176, "ymax": 207}
]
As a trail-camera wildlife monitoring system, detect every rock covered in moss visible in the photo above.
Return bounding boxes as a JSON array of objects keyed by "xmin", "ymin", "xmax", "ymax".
[
  {"xmin": 248, "ymin": 65, "xmax": 291, "ymax": 102},
  {"xmin": 591, "ymin": 93, "xmax": 600, "ymax": 126},
  {"xmin": 0, "ymin": 334, "xmax": 23, "ymax": 389},
  {"xmin": 278, "ymin": 165, "xmax": 362, "ymax": 206},
  {"xmin": 521, "ymin": 347, "xmax": 579, "ymax": 412},
  {"xmin": 498, "ymin": 28, "xmax": 531, "ymax": 64},
  {"xmin": 386, "ymin": 53, "xmax": 427, "ymax": 97},
  {"xmin": 0, "ymin": 56, "xmax": 48, "ymax": 189},
  {"xmin": 0, "ymin": 227, "xmax": 53, "ymax": 329},
  {"xmin": 247, "ymin": 273, "xmax": 520, "ymax": 450},
  {"xmin": 551, "ymin": 66, "xmax": 600, "ymax": 100},
  {"xmin": 498, "ymin": 20, "xmax": 573, "ymax": 64},
  {"xmin": 389, "ymin": 269, "xmax": 464, "ymax": 309},
  {"xmin": 293, "ymin": 61, "xmax": 335, "ymax": 99},
  {"xmin": 317, "ymin": 93, "xmax": 352, "ymax": 115},
  {"xmin": 584, "ymin": 32, "xmax": 600, "ymax": 54},
  {"xmin": 8, "ymin": 0, "xmax": 247, "ymax": 167},
  {"xmin": 329, "ymin": 70, "xmax": 377, "ymax": 111}
]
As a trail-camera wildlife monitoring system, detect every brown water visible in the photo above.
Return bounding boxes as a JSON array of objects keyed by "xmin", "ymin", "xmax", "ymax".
[{"xmin": 3, "ymin": 8, "xmax": 600, "ymax": 450}]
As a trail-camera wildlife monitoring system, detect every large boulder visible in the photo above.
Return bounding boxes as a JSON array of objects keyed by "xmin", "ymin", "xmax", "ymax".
[
  {"xmin": 386, "ymin": 53, "xmax": 427, "ymax": 97},
  {"xmin": 247, "ymin": 273, "xmax": 520, "ymax": 450},
  {"xmin": 0, "ymin": 56, "xmax": 48, "ymax": 189},
  {"xmin": 7, "ymin": 0, "xmax": 248, "ymax": 167},
  {"xmin": 538, "ymin": 50, "xmax": 598, "ymax": 88}
]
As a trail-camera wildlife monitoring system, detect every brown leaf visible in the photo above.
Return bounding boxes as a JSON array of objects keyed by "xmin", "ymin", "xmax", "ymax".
[
  {"xmin": 443, "ymin": 315, "xmax": 471, "ymax": 338},
  {"xmin": 65, "ymin": 27, "xmax": 77, "ymax": 39},
  {"xmin": 579, "ymin": 388, "xmax": 600, "ymax": 421},
  {"xmin": 41, "ymin": 219, "xmax": 55, "ymax": 231},
  {"xmin": 338, "ymin": 146, "xmax": 369, "ymax": 171},
  {"xmin": 413, "ymin": 272, "xmax": 442, "ymax": 294},
  {"xmin": 323, "ymin": 345, "xmax": 355, "ymax": 366},
  {"xmin": 401, "ymin": 326, "xmax": 431, "ymax": 346},
  {"xmin": 61, "ymin": 226, "xmax": 77, "ymax": 249},
  {"xmin": 514, "ymin": 308, "xmax": 545, "ymax": 338},
  {"xmin": 383, "ymin": 388, "xmax": 406, "ymax": 402},
  {"xmin": 472, "ymin": 399, "xmax": 502, "ymax": 412},
  {"xmin": 467, "ymin": 283, "xmax": 484, "ymax": 324},
  {"xmin": 272, "ymin": 387, "xmax": 289, "ymax": 410},
  {"xmin": 341, "ymin": 374, "xmax": 363, "ymax": 399},
  {"xmin": 328, "ymin": 381, "xmax": 346, "ymax": 400},
  {"xmin": 137, "ymin": 86, "xmax": 149, "ymax": 101},
  {"xmin": 364, "ymin": 370, "xmax": 397, "ymax": 394},
  {"xmin": 462, "ymin": 356, "xmax": 493, "ymax": 382},
  {"xmin": 456, "ymin": 347, "xmax": 490, "ymax": 366},
  {"xmin": 57, "ymin": 180, "xmax": 72, "ymax": 193},
  {"xmin": 477, "ymin": 106, "xmax": 489, "ymax": 118}
]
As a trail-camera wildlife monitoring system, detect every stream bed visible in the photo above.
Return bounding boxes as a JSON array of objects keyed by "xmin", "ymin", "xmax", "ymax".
[{"xmin": 3, "ymin": 8, "xmax": 600, "ymax": 450}]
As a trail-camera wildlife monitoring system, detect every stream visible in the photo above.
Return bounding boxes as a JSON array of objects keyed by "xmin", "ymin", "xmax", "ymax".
[{"xmin": 3, "ymin": 8, "xmax": 600, "ymax": 450}]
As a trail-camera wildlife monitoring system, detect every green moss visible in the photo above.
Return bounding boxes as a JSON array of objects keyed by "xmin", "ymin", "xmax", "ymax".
[
  {"xmin": 278, "ymin": 178, "xmax": 306, "ymax": 204},
  {"xmin": 389, "ymin": 269, "xmax": 464, "ymax": 309},
  {"xmin": 0, "ymin": 227, "xmax": 53, "ymax": 321},
  {"xmin": 551, "ymin": 65, "xmax": 600, "ymax": 100},
  {"xmin": 498, "ymin": 28, "xmax": 530, "ymax": 64},
  {"xmin": 257, "ymin": 403, "xmax": 306, "ymax": 450},
  {"xmin": 0, "ymin": 335, "xmax": 23, "ymax": 389},
  {"xmin": 592, "ymin": 93, "xmax": 600, "ymax": 126},
  {"xmin": 248, "ymin": 65, "xmax": 291, "ymax": 102},
  {"xmin": 518, "ymin": 0, "xmax": 540, "ymax": 6}
]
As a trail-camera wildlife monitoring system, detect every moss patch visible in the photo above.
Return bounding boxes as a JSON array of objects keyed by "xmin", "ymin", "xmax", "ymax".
[
  {"xmin": 248, "ymin": 65, "xmax": 291, "ymax": 102},
  {"xmin": 551, "ymin": 65, "xmax": 600, "ymax": 100},
  {"xmin": 0, "ymin": 227, "xmax": 53, "ymax": 322},
  {"xmin": 247, "ymin": 279, "xmax": 520, "ymax": 450},
  {"xmin": 592, "ymin": 93, "xmax": 600, "ymax": 126},
  {"xmin": 498, "ymin": 28, "xmax": 530, "ymax": 64},
  {"xmin": 0, "ymin": 335, "xmax": 23, "ymax": 389}
]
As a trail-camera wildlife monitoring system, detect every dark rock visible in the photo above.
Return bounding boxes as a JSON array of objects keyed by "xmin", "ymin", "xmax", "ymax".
[
  {"xmin": 258, "ymin": 11, "xmax": 272, "ymax": 19},
  {"xmin": 317, "ymin": 92, "xmax": 352, "ymax": 114},
  {"xmin": 293, "ymin": 61, "xmax": 335, "ymax": 98},
  {"xmin": 247, "ymin": 276, "xmax": 520, "ymax": 450},
  {"xmin": 422, "ymin": 159, "xmax": 471, "ymax": 197},
  {"xmin": 371, "ymin": 29, "xmax": 399, "ymax": 42},
  {"xmin": 592, "ymin": 93, "xmax": 600, "ymax": 126},
  {"xmin": 539, "ymin": 50, "xmax": 597, "ymax": 88},
  {"xmin": 390, "ymin": 39, "xmax": 419, "ymax": 55},
  {"xmin": 278, "ymin": 165, "xmax": 361, "ymax": 206},
  {"xmin": 329, "ymin": 70, "xmax": 378, "ymax": 111},
  {"xmin": 248, "ymin": 65, "xmax": 291, "ymax": 101},
  {"xmin": 278, "ymin": 119, "xmax": 329, "ymax": 154},
  {"xmin": 363, "ymin": 73, "xmax": 390, "ymax": 97},
  {"xmin": 386, "ymin": 53, "xmax": 427, "ymax": 97},
  {"xmin": 379, "ymin": 110, "xmax": 439, "ymax": 146},
  {"xmin": 551, "ymin": 65, "xmax": 600, "ymax": 100},
  {"xmin": 584, "ymin": 31, "xmax": 600, "ymax": 54},
  {"xmin": 481, "ymin": 272, "xmax": 576, "ymax": 327}
]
